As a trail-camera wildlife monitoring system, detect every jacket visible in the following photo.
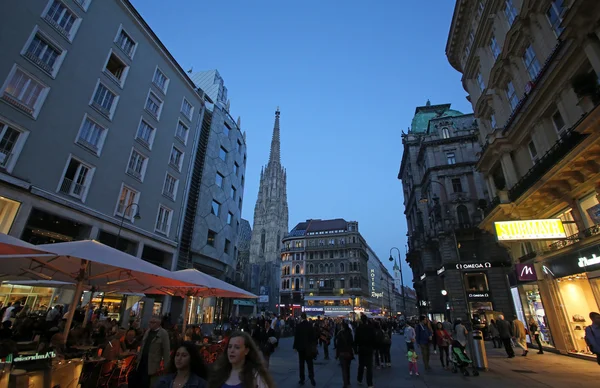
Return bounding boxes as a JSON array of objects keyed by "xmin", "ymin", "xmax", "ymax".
[
  {"xmin": 415, "ymin": 323, "xmax": 432, "ymax": 345},
  {"xmin": 404, "ymin": 325, "xmax": 415, "ymax": 343},
  {"xmin": 354, "ymin": 322, "xmax": 376, "ymax": 353},
  {"xmin": 495, "ymin": 319, "xmax": 513, "ymax": 339},
  {"xmin": 585, "ymin": 324, "xmax": 600, "ymax": 354},
  {"xmin": 335, "ymin": 329, "xmax": 354, "ymax": 360},
  {"xmin": 138, "ymin": 327, "xmax": 171, "ymax": 375},
  {"xmin": 293, "ymin": 319, "xmax": 317, "ymax": 354},
  {"xmin": 489, "ymin": 323, "xmax": 500, "ymax": 338},
  {"xmin": 512, "ymin": 319, "xmax": 526, "ymax": 339},
  {"xmin": 155, "ymin": 373, "xmax": 207, "ymax": 388}
]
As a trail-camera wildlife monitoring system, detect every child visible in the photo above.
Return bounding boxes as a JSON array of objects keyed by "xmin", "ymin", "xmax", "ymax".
[{"xmin": 407, "ymin": 349, "xmax": 419, "ymax": 376}]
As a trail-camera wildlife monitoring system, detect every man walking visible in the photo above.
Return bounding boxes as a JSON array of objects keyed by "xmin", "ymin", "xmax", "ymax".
[
  {"xmin": 136, "ymin": 316, "xmax": 171, "ymax": 388},
  {"xmin": 293, "ymin": 312, "xmax": 317, "ymax": 386},
  {"xmin": 354, "ymin": 314, "xmax": 376, "ymax": 388},
  {"xmin": 585, "ymin": 312, "xmax": 600, "ymax": 365},
  {"xmin": 496, "ymin": 314, "xmax": 515, "ymax": 358},
  {"xmin": 415, "ymin": 315, "xmax": 432, "ymax": 370}
]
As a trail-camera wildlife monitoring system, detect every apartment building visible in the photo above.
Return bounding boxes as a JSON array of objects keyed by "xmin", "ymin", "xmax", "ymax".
[
  {"xmin": 446, "ymin": 0, "xmax": 600, "ymax": 357},
  {"xmin": 0, "ymin": 0, "xmax": 205, "ymax": 274}
]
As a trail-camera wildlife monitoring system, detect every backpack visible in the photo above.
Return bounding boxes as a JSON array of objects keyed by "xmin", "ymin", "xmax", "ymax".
[{"xmin": 383, "ymin": 332, "xmax": 391, "ymax": 345}]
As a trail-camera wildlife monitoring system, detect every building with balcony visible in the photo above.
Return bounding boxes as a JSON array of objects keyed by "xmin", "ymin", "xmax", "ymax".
[
  {"xmin": 446, "ymin": 0, "xmax": 600, "ymax": 357},
  {"xmin": 279, "ymin": 218, "xmax": 373, "ymax": 317},
  {"xmin": 398, "ymin": 100, "xmax": 514, "ymax": 323}
]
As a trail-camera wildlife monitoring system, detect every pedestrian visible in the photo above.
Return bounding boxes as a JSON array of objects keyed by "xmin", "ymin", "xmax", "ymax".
[
  {"xmin": 407, "ymin": 347, "xmax": 419, "ymax": 376},
  {"xmin": 489, "ymin": 319, "xmax": 500, "ymax": 348},
  {"xmin": 495, "ymin": 315, "xmax": 515, "ymax": 358},
  {"xmin": 354, "ymin": 314, "xmax": 375, "ymax": 388},
  {"xmin": 512, "ymin": 315, "xmax": 528, "ymax": 356},
  {"xmin": 529, "ymin": 318, "xmax": 543, "ymax": 354},
  {"xmin": 293, "ymin": 312, "xmax": 317, "ymax": 386},
  {"xmin": 404, "ymin": 321, "xmax": 416, "ymax": 350},
  {"xmin": 435, "ymin": 322, "xmax": 452, "ymax": 369},
  {"xmin": 415, "ymin": 315, "xmax": 432, "ymax": 371},
  {"xmin": 453, "ymin": 319, "xmax": 468, "ymax": 349},
  {"xmin": 319, "ymin": 318, "xmax": 331, "ymax": 360},
  {"xmin": 335, "ymin": 321, "xmax": 355, "ymax": 388},
  {"xmin": 208, "ymin": 331, "xmax": 275, "ymax": 388},
  {"xmin": 373, "ymin": 320, "xmax": 384, "ymax": 369},
  {"xmin": 155, "ymin": 342, "xmax": 207, "ymax": 388},
  {"xmin": 380, "ymin": 323, "xmax": 392, "ymax": 367},
  {"xmin": 585, "ymin": 312, "xmax": 600, "ymax": 365},
  {"xmin": 135, "ymin": 316, "xmax": 171, "ymax": 388}
]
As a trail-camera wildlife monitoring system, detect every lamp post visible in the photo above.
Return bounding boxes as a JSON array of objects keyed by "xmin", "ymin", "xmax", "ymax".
[
  {"xmin": 389, "ymin": 247, "xmax": 405, "ymax": 317},
  {"xmin": 420, "ymin": 180, "xmax": 472, "ymax": 326},
  {"xmin": 114, "ymin": 203, "xmax": 141, "ymax": 251}
]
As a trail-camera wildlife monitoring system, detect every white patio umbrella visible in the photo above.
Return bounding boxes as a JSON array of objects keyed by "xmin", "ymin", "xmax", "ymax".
[
  {"xmin": 0, "ymin": 239, "xmax": 197, "ymax": 340},
  {"xmin": 2, "ymin": 280, "xmax": 77, "ymax": 288},
  {"xmin": 0, "ymin": 233, "xmax": 54, "ymax": 258}
]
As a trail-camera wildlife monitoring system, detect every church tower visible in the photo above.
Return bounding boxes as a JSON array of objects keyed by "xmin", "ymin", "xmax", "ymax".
[{"xmin": 249, "ymin": 108, "xmax": 289, "ymax": 265}]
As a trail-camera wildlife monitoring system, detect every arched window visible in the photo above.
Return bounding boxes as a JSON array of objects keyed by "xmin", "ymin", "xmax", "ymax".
[
  {"xmin": 260, "ymin": 229, "xmax": 266, "ymax": 255},
  {"xmin": 457, "ymin": 205, "xmax": 470, "ymax": 228},
  {"xmin": 295, "ymin": 278, "xmax": 300, "ymax": 290},
  {"xmin": 295, "ymin": 264, "xmax": 300, "ymax": 274},
  {"xmin": 441, "ymin": 127, "xmax": 450, "ymax": 139},
  {"xmin": 319, "ymin": 264, "xmax": 324, "ymax": 273},
  {"xmin": 340, "ymin": 262, "xmax": 345, "ymax": 272}
]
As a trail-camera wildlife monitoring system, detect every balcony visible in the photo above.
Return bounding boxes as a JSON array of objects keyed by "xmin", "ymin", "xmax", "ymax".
[
  {"xmin": 508, "ymin": 127, "xmax": 587, "ymax": 202},
  {"xmin": 281, "ymin": 246, "xmax": 305, "ymax": 253},
  {"xmin": 1, "ymin": 94, "xmax": 33, "ymax": 116}
]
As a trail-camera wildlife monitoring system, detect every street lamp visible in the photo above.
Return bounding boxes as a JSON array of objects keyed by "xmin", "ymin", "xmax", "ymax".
[
  {"xmin": 441, "ymin": 289, "xmax": 448, "ymax": 296},
  {"xmin": 389, "ymin": 247, "xmax": 406, "ymax": 317},
  {"xmin": 115, "ymin": 203, "xmax": 141, "ymax": 250}
]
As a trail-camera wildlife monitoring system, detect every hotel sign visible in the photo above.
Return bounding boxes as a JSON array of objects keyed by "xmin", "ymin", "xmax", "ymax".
[
  {"xmin": 494, "ymin": 219, "xmax": 567, "ymax": 241},
  {"xmin": 370, "ymin": 269, "xmax": 379, "ymax": 298}
]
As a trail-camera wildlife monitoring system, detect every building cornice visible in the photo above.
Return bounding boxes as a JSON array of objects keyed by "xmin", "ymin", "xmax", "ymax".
[{"xmin": 446, "ymin": 0, "xmax": 467, "ymax": 73}]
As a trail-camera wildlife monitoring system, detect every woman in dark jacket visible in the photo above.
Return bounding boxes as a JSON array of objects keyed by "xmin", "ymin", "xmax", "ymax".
[
  {"xmin": 335, "ymin": 321, "xmax": 354, "ymax": 388},
  {"xmin": 155, "ymin": 342, "xmax": 207, "ymax": 388}
]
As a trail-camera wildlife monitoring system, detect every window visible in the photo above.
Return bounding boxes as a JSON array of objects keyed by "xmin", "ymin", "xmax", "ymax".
[
  {"xmin": 43, "ymin": 0, "xmax": 80, "ymax": 41},
  {"xmin": 91, "ymin": 81, "xmax": 118, "ymax": 119},
  {"xmin": 0, "ymin": 122, "xmax": 26, "ymax": 172},
  {"xmin": 59, "ymin": 156, "xmax": 93, "ymax": 200},
  {"xmin": 127, "ymin": 148, "xmax": 147, "ymax": 181},
  {"xmin": 523, "ymin": 45, "xmax": 541, "ymax": 80},
  {"xmin": 234, "ymin": 162, "xmax": 239, "ymax": 175},
  {"xmin": 476, "ymin": 72, "xmax": 485, "ymax": 91},
  {"xmin": 181, "ymin": 98, "xmax": 193, "ymax": 120},
  {"xmin": 224, "ymin": 239, "xmax": 231, "ymax": 254},
  {"xmin": 211, "ymin": 200, "xmax": 221, "ymax": 216},
  {"xmin": 227, "ymin": 212, "xmax": 234, "ymax": 225},
  {"xmin": 446, "ymin": 152, "xmax": 456, "ymax": 165},
  {"xmin": 155, "ymin": 205, "xmax": 172, "ymax": 235},
  {"xmin": 22, "ymin": 28, "xmax": 65, "ymax": 77},
  {"xmin": 551, "ymin": 110, "xmax": 566, "ymax": 134},
  {"xmin": 441, "ymin": 127, "xmax": 450, "ymax": 139},
  {"xmin": 465, "ymin": 30, "xmax": 474, "ymax": 58},
  {"xmin": 464, "ymin": 273, "xmax": 489, "ymax": 292},
  {"xmin": 76, "ymin": 115, "xmax": 106, "ymax": 154},
  {"xmin": 241, "ymin": 175, "xmax": 245, "ymax": 187},
  {"xmin": 237, "ymin": 139, "xmax": 242, "ymax": 153},
  {"xmin": 223, "ymin": 123, "xmax": 230, "ymax": 136},
  {"xmin": 1, "ymin": 66, "xmax": 49, "ymax": 117},
  {"xmin": 504, "ymin": 0, "xmax": 518, "ymax": 26},
  {"xmin": 238, "ymin": 197, "xmax": 242, "ymax": 210},
  {"xmin": 490, "ymin": 113, "xmax": 497, "ymax": 129},
  {"xmin": 219, "ymin": 147, "xmax": 227, "ymax": 161},
  {"xmin": 104, "ymin": 51, "xmax": 128, "ymax": 87},
  {"xmin": 136, "ymin": 119, "xmax": 155, "ymax": 148},
  {"xmin": 546, "ymin": 0, "xmax": 565, "ymax": 36},
  {"xmin": 215, "ymin": 172, "xmax": 224, "ymax": 188},
  {"xmin": 175, "ymin": 120, "xmax": 189, "ymax": 144},
  {"xmin": 231, "ymin": 185, "xmax": 236, "ymax": 199},
  {"xmin": 452, "ymin": 178, "xmax": 463, "ymax": 193},
  {"xmin": 169, "ymin": 146, "xmax": 183, "ymax": 171},
  {"xmin": 490, "ymin": 36, "xmax": 501, "ymax": 60},
  {"xmin": 115, "ymin": 184, "xmax": 139, "ymax": 219},
  {"xmin": 207, "ymin": 230, "xmax": 216, "ymax": 247},
  {"xmin": 506, "ymin": 81, "xmax": 518, "ymax": 110},
  {"xmin": 153, "ymin": 68, "xmax": 169, "ymax": 94},
  {"xmin": 73, "ymin": 0, "xmax": 91, "ymax": 11},
  {"xmin": 163, "ymin": 173, "xmax": 178, "ymax": 200},
  {"xmin": 527, "ymin": 139, "xmax": 538, "ymax": 162},
  {"xmin": 145, "ymin": 91, "xmax": 163, "ymax": 119},
  {"xmin": 114, "ymin": 26, "xmax": 136, "ymax": 58}
]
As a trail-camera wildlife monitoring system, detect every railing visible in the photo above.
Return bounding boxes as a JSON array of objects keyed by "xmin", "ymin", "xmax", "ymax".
[
  {"xmin": 24, "ymin": 51, "xmax": 54, "ymax": 74},
  {"xmin": 281, "ymin": 246, "xmax": 304, "ymax": 253},
  {"xmin": 58, "ymin": 178, "xmax": 86, "ymax": 198},
  {"xmin": 44, "ymin": 15, "xmax": 71, "ymax": 40},
  {"xmin": 76, "ymin": 137, "xmax": 99, "ymax": 153},
  {"xmin": 0, "ymin": 149, "xmax": 12, "ymax": 168},
  {"xmin": 92, "ymin": 101, "xmax": 111, "ymax": 118},
  {"xmin": 1, "ymin": 94, "xmax": 33, "ymax": 115},
  {"xmin": 127, "ymin": 167, "xmax": 142, "ymax": 180},
  {"xmin": 508, "ymin": 127, "xmax": 586, "ymax": 202}
]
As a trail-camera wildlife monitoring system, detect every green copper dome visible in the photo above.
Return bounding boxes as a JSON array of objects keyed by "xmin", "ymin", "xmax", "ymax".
[{"xmin": 410, "ymin": 101, "xmax": 464, "ymax": 134}]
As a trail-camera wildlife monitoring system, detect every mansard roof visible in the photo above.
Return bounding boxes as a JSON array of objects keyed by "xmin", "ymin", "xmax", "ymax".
[{"xmin": 291, "ymin": 218, "xmax": 349, "ymax": 234}]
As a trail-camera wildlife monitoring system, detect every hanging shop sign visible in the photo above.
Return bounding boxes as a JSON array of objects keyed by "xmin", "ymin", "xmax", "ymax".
[
  {"xmin": 13, "ymin": 351, "xmax": 56, "ymax": 363},
  {"xmin": 456, "ymin": 262, "xmax": 492, "ymax": 271},
  {"xmin": 516, "ymin": 263, "xmax": 537, "ymax": 282},
  {"xmin": 324, "ymin": 306, "xmax": 352, "ymax": 312},
  {"xmin": 437, "ymin": 266, "xmax": 446, "ymax": 276},
  {"xmin": 467, "ymin": 292, "xmax": 490, "ymax": 300},
  {"xmin": 494, "ymin": 219, "xmax": 567, "ymax": 241}
]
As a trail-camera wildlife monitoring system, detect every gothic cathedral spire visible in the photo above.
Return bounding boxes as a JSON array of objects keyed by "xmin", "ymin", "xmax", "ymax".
[{"xmin": 268, "ymin": 107, "xmax": 281, "ymax": 167}]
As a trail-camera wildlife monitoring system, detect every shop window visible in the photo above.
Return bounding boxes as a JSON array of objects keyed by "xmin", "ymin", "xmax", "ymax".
[
  {"xmin": 464, "ymin": 273, "xmax": 489, "ymax": 292},
  {"xmin": 0, "ymin": 196, "xmax": 19, "ymax": 234},
  {"xmin": 517, "ymin": 284, "xmax": 554, "ymax": 348},
  {"xmin": 579, "ymin": 193, "xmax": 600, "ymax": 228}
]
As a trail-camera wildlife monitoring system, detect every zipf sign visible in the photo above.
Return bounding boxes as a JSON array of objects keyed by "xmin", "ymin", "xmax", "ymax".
[{"xmin": 494, "ymin": 219, "xmax": 567, "ymax": 241}]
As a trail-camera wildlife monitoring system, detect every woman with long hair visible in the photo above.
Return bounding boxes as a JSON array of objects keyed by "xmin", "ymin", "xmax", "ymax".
[
  {"xmin": 208, "ymin": 331, "xmax": 275, "ymax": 388},
  {"xmin": 155, "ymin": 342, "xmax": 208, "ymax": 388}
]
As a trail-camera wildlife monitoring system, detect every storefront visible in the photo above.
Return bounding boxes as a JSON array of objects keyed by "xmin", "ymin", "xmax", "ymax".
[{"xmin": 0, "ymin": 283, "xmax": 60, "ymax": 314}]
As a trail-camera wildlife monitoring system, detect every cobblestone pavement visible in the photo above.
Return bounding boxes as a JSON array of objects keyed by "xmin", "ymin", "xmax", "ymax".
[{"xmin": 268, "ymin": 333, "xmax": 599, "ymax": 387}]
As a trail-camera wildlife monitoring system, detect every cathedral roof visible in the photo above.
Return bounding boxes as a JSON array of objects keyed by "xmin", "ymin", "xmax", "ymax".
[
  {"xmin": 291, "ymin": 218, "xmax": 349, "ymax": 234},
  {"xmin": 410, "ymin": 101, "xmax": 463, "ymax": 134}
]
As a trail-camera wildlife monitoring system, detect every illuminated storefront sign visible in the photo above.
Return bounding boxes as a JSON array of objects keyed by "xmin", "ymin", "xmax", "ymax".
[
  {"xmin": 494, "ymin": 219, "xmax": 567, "ymax": 241},
  {"xmin": 516, "ymin": 263, "xmax": 537, "ymax": 281},
  {"xmin": 578, "ymin": 254, "xmax": 600, "ymax": 268},
  {"xmin": 370, "ymin": 269, "xmax": 378, "ymax": 297},
  {"xmin": 456, "ymin": 262, "xmax": 492, "ymax": 270},
  {"xmin": 437, "ymin": 266, "xmax": 445, "ymax": 276},
  {"xmin": 302, "ymin": 306, "xmax": 324, "ymax": 313},
  {"xmin": 13, "ymin": 351, "xmax": 56, "ymax": 363},
  {"xmin": 467, "ymin": 292, "xmax": 490, "ymax": 299}
]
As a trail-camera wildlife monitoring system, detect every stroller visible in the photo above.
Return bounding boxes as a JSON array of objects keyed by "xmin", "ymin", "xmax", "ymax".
[{"xmin": 449, "ymin": 340, "xmax": 479, "ymax": 376}]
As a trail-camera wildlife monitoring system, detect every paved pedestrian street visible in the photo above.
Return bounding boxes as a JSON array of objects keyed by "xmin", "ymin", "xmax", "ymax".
[{"xmin": 268, "ymin": 334, "xmax": 599, "ymax": 387}]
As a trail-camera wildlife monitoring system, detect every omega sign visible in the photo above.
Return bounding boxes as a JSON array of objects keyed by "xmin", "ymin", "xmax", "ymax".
[
  {"xmin": 468, "ymin": 292, "xmax": 489, "ymax": 299},
  {"xmin": 456, "ymin": 262, "xmax": 492, "ymax": 270}
]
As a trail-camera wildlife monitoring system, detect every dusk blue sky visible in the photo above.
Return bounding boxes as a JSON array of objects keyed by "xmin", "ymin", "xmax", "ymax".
[{"xmin": 131, "ymin": 0, "xmax": 472, "ymax": 286}]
